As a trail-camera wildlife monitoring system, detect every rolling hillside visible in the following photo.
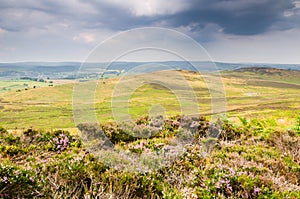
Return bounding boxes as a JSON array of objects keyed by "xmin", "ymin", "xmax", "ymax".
[{"xmin": 0, "ymin": 67, "xmax": 299, "ymax": 129}]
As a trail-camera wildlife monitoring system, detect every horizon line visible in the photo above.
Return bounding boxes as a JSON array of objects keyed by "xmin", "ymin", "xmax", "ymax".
[{"xmin": 0, "ymin": 60, "xmax": 300, "ymax": 65}]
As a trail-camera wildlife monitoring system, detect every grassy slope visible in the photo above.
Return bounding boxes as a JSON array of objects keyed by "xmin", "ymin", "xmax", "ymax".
[{"xmin": 0, "ymin": 68, "xmax": 299, "ymax": 129}]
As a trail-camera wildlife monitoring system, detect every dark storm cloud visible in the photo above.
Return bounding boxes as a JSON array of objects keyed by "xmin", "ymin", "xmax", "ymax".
[
  {"xmin": 161, "ymin": 0, "xmax": 296, "ymax": 35},
  {"xmin": 86, "ymin": 0, "xmax": 298, "ymax": 35},
  {"xmin": 0, "ymin": 0, "xmax": 298, "ymax": 35},
  {"xmin": 81, "ymin": 0, "xmax": 298, "ymax": 35}
]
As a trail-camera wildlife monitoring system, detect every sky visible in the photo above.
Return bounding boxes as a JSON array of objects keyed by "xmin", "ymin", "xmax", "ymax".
[{"xmin": 0, "ymin": 0, "xmax": 300, "ymax": 63}]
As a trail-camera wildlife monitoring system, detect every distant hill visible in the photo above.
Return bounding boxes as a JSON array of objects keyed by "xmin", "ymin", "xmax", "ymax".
[
  {"xmin": 233, "ymin": 66, "xmax": 300, "ymax": 74},
  {"xmin": 224, "ymin": 67, "xmax": 300, "ymax": 84},
  {"xmin": 0, "ymin": 61, "xmax": 299, "ymax": 79}
]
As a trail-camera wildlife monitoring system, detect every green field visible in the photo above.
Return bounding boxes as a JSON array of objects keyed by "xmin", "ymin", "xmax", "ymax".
[
  {"xmin": 0, "ymin": 68, "xmax": 299, "ymax": 130},
  {"xmin": 0, "ymin": 80, "xmax": 50, "ymax": 93}
]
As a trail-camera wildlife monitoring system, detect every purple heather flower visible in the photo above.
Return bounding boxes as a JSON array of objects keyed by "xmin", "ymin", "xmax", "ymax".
[
  {"xmin": 190, "ymin": 121, "xmax": 199, "ymax": 128},
  {"xmin": 63, "ymin": 137, "xmax": 69, "ymax": 147},
  {"xmin": 135, "ymin": 142, "xmax": 143, "ymax": 149},
  {"xmin": 3, "ymin": 176, "xmax": 9, "ymax": 183},
  {"xmin": 53, "ymin": 134, "xmax": 70, "ymax": 151},
  {"xmin": 53, "ymin": 137, "xmax": 58, "ymax": 143},
  {"xmin": 249, "ymin": 173, "xmax": 255, "ymax": 179},
  {"xmin": 238, "ymin": 171, "xmax": 247, "ymax": 176},
  {"xmin": 144, "ymin": 148, "xmax": 150, "ymax": 153},
  {"xmin": 225, "ymin": 180, "xmax": 232, "ymax": 191},
  {"xmin": 172, "ymin": 121, "xmax": 180, "ymax": 126},
  {"xmin": 253, "ymin": 186, "xmax": 262, "ymax": 194}
]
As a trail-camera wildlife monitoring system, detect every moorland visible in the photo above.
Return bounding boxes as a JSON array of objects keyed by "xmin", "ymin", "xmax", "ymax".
[{"xmin": 0, "ymin": 64, "xmax": 299, "ymax": 198}]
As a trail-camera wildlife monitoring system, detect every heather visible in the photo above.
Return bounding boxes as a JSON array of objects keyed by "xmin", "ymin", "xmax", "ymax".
[{"xmin": 0, "ymin": 115, "xmax": 300, "ymax": 198}]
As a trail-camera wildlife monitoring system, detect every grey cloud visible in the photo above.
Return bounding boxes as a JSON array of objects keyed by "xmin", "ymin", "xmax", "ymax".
[
  {"xmin": 0, "ymin": 0, "xmax": 96, "ymax": 32},
  {"xmin": 166, "ymin": 0, "xmax": 296, "ymax": 35},
  {"xmin": 81, "ymin": 0, "xmax": 297, "ymax": 35},
  {"xmin": 0, "ymin": 0, "xmax": 298, "ymax": 36}
]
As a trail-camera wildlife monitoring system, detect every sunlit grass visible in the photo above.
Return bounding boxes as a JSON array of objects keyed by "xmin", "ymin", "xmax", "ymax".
[{"xmin": 0, "ymin": 69, "xmax": 299, "ymax": 130}]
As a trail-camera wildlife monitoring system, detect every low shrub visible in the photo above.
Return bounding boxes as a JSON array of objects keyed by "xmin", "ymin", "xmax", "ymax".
[
  {"xmin": 0, "ymin": 126, "xmax": 7, "ymax": 135},
  {"xmin": 0, "ymin": 162, "xmax": 41, "ymax": 198},
  {"xmin": 3, "ymin": 134, "xmax": 20, "ymax": 145},
  {"xmin": 293, "ymin": 115, "xmax": 300, "ymax": 134},
  {"xmin": 219, "ymin": 120, "xmax": 243, "ymax": 141},
  {"xmin": 0, "ymin": 145, "xmax": 24, "ymax": 157}
]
